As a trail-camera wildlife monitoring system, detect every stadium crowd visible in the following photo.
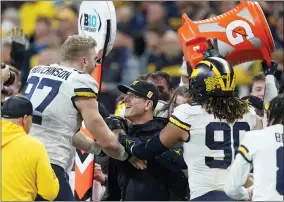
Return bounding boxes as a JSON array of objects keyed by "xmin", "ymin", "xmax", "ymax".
[{"xmin": 1, "ymin": 1, "xmax": 284, "ymax": 201}]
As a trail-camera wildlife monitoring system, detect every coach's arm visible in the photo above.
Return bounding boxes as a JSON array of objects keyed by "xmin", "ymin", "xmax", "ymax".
[{"xmin": 75, "ymin": 97, "xmax": 128, "ymax": 161}]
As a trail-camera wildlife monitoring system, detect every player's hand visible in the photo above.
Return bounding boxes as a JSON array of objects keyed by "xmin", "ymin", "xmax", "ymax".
[
  {"xmin": 262, "ymin": 60, "xmax": 278, "ymax": 76},
  {"xmin": 93, "ymin": 163, "xmax": 106, "ymax": 184},
  {"xmin": 105, "ymin": 116, "xmax": 128, "ymax": 132},
  {"xmin": 244, "ymin": 173, "xmax": 254, "ymax": 188},
  {"xmin": 128, "ymin": 156, "xmax": 147, "ymax": 170},
  {"xmin": 247, "ymin": 186, "xmax": 253, "ymax": 201},
  {"xmin": 202, "ymin": 37, "xmax": 224, "ymax": 59},
  {"xmin": 9, "ymin": 27, "xmax": 29, "ymax": 68}
]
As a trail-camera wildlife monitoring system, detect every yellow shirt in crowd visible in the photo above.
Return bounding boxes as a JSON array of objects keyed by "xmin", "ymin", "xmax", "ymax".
[{"xmin": 1, "ymin": 119, "xmax": 59, "ymax": 201}]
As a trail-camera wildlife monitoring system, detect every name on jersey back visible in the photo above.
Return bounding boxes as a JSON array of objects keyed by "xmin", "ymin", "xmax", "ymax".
[
  {"xmin": 31, "ymin": 66, "xmax": 72, "ymax": 80},
  {"xmin": 275, "ymin": 132, "xmax": 284, "ymax": 143}
]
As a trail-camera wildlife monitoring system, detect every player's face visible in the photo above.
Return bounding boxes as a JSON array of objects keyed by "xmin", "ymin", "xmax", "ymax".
[
  {"xmin": 22, "ymin": 115, "xmax": 32, "ymax": 134},
  {"xmin": 251, "ymin": 80, "xmax": 265, "ymax": 100},
  {"xmin": 123, "ymin": 91, "xmax": 151, "ymax": 121},
  {"xmin": 84, "ymin": 47, "xmax": 99, "ymax": 74}
]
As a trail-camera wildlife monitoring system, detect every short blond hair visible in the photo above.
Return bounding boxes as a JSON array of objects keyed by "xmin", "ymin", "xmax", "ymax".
[{"xmin": 61, "ymin": 35, "xmax": 97, "ymax": 61}]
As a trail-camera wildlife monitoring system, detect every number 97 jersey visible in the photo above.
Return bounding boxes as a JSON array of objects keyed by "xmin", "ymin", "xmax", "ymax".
[
  {"xmin": 23, "ymin": 64, "xmax": 98, "ymax": 171},
  {"xmin": 169, "ymin": 103, "xmax": 258, "ymax": 200}
]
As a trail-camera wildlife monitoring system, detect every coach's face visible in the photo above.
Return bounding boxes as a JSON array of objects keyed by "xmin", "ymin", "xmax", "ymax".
[{"xmin": 123, "ymin": 91, "xmax": 152, "ymax": 121}]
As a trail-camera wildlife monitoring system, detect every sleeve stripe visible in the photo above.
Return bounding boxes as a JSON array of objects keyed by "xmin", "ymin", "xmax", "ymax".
[
  {"xmin": 74, "ymin": 88, "xmax": 96, "ymax": 94},
  {"xmin": 239, "ymin": 145, "xmax": 249, "ymax": 155},
  {"xmin": 74, "ymin": 92, "xmax": 97, "ymax": 98},
  {"xmin": 238, "ymin": 151, "xmax": 252, "ymax": 164},
  {"xmin": 237, "ymin": 145, "xmax": 252, "ymax": 164},
  {"xmin": 169, "ymin": 115, "xmax": 191, "ymax": 131}
]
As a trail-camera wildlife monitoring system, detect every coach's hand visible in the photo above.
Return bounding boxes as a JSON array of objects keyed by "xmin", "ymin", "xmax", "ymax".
[
  {"xmin": 262, "ymin": 60, "xmax": 278, "ymax": 76},
  {"xmin": 105, "ymin": 116, "xmax": 128, "ymax": 132}
]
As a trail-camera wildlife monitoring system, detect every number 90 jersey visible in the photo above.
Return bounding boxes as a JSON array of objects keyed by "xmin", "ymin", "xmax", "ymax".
[
  {"xmin": 24, "ymin": 64, "xmax": 98, "ymax": 171},
  {"xmin": 170, "ymin": 103, "xmax": 258, "ymax": 199}
]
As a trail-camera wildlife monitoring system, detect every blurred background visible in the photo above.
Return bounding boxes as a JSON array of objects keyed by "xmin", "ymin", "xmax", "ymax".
[{"xmin": 1, "ymin": 1, "xmax": 283, "ymax": 113}]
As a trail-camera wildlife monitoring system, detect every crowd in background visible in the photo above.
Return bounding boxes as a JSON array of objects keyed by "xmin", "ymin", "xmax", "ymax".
[
  {"xmin": 1, "ymin": 1, "xmax": 284, "ymax": 201},
  {"xmin": 1, "ymin": 1, "xmax": 283, "ymax": 114}
]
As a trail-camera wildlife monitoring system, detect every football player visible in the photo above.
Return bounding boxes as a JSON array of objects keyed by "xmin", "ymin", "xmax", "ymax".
[
  {"xmin": 127, "ymin": 57, "xmax": 263, "ymax": 201},
  {"xmin": 23, "ymin": 35, "xmax": 128, "ymax": 200},
  {"xmin": 225, "ymin": 95, "xmax": 284, "ymax": 201}
]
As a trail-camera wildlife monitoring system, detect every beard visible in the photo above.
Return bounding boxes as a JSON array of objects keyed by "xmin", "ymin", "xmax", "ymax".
[{"xmin": 159, "ymin": 91, "xmax": 170, "ymax": 102}]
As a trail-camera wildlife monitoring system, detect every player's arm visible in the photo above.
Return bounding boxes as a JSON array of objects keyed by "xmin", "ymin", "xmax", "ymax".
[
  {"xmin": 262, "ymin": 60, "xmax": 278, "ymax": 106},
  {"xmin": 72, "ymin": 131, "xmax": 102, "ymax": 155},
  {"xmin": 75, "ymin": 97, "xmax": 128, "ymax": 160},
  {"xmin": 36, "ymin": 142, "xmax": 59, "ymax": 200},
  {"xmin": 225, "ymin": 139, "xmax": 253, "ymax": 200},
  {"xmin": 131, "ymin": 115, "xmax": 190, "ymax": 160}
]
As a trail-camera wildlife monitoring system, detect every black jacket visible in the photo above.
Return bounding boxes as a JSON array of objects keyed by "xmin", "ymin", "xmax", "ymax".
[{"xmin": 105, "ymin": 118, "xmax": 188, "ymax": 201}]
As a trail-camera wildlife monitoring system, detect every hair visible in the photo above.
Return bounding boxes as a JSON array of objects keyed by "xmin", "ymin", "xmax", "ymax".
[
  {"xmin": 268, "ymin": 95, "xmax": 284, "ymax": 126},
  {"xmin": 61, "ymin": 35, "xmax": 97, "ymax": 61},
  {"xmin": 250, "ymin": 72, "xmax": 280, "ymax": 92},
  {"xmin": 169, "ymin": 86, "xmax": 191, "ymax": 105},
  {"xmin": 136, "ymin": 74, "xmax": 147, "ymax": 81},
  {"xmin": 203, "ymin": 96, "xmax": 250, "ymax": 123},
  {"xmin": 146, "ymin": 71, "xmax": 172, "ymax": 90},
  {"xmin": 252, "ymin": 72, "xmax": 266, "ymax": 84}
]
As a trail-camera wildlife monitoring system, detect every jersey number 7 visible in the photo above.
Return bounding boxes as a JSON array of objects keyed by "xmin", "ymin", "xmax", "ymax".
[
  {"xmin": 205, "ymin": 122, "xmax": 250, "ymax": 169},
  {"xmin": 23, "ymin": 76, "xmax": 63, "ymax": 113}
]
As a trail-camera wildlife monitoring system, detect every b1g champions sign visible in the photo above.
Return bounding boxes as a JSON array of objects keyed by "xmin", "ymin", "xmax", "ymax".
[
  {"xmin": 81, "ymin": 10, "xmax": 101, "ymax": 33},
  {"xmin": 78, "ymin": 1, "xmax": 116, "ymax": 57}
]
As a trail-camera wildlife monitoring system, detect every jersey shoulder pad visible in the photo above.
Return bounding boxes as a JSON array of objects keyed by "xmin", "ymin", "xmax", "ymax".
[
  {"xmin": 169, "ymin": 104, "xmax": 196, "ymax": 132},
  {"xmin": 73, "ymin": 72, "xmax": 99, "ymax": 98}
]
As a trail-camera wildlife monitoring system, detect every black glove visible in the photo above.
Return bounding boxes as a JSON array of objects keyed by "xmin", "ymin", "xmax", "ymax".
[
  {"xmin": 262, "ymin": 60, "xmax": 278, "ymax": 76},
  {"xmin": 118, "ymin": 134, "xmax": 138, "ymax": 155},
  {"xmin": 9, "ymin": 27, "xmax": 29, "ymax": 69},
  {"xmin": 104, "ymin": 116, "xmax": 128, "ymax": 131},
  {"xmin": 202, "ymin": 37, "xmax": 224, "ymax": 59}
]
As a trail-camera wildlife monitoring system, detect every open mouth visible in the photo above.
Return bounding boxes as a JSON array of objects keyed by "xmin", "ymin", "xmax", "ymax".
[{"xmin": 125, "ymin": 105, "xmax": 132, "ymax": 109}]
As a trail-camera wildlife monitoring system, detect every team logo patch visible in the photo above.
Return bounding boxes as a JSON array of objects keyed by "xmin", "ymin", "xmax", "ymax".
[
  {"xmin": 147, "ymin": 91, "xmax": 153, "ymax": 99},
  {"xmin": 131, "ymin": 80, "xmax": 139, "ymax": 86}
]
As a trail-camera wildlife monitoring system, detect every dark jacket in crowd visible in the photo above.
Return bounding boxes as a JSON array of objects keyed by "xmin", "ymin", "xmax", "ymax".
[{"xmin": 105, "ymin": 118, "xmax": 188, "ymax": 201}]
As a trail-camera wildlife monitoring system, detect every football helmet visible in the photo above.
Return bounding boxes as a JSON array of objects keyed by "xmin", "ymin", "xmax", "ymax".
[{"xmin": 189, "ymin": 57, "xmax": 236, "ymax": 102}]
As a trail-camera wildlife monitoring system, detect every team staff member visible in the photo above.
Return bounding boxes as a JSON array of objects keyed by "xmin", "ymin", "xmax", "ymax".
[
  {"xmin": 1, "ymin": 96, "xmax": 59, "ymax": 201},
  {"xmin": 106, "ymin": 80, "xmax": 187, "ymax": 201}
]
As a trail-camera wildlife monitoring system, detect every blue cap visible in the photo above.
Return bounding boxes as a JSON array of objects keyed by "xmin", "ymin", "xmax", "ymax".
[{"xmin": 1, "ymin": 96, "xmax": 42, "ymax": 119}]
